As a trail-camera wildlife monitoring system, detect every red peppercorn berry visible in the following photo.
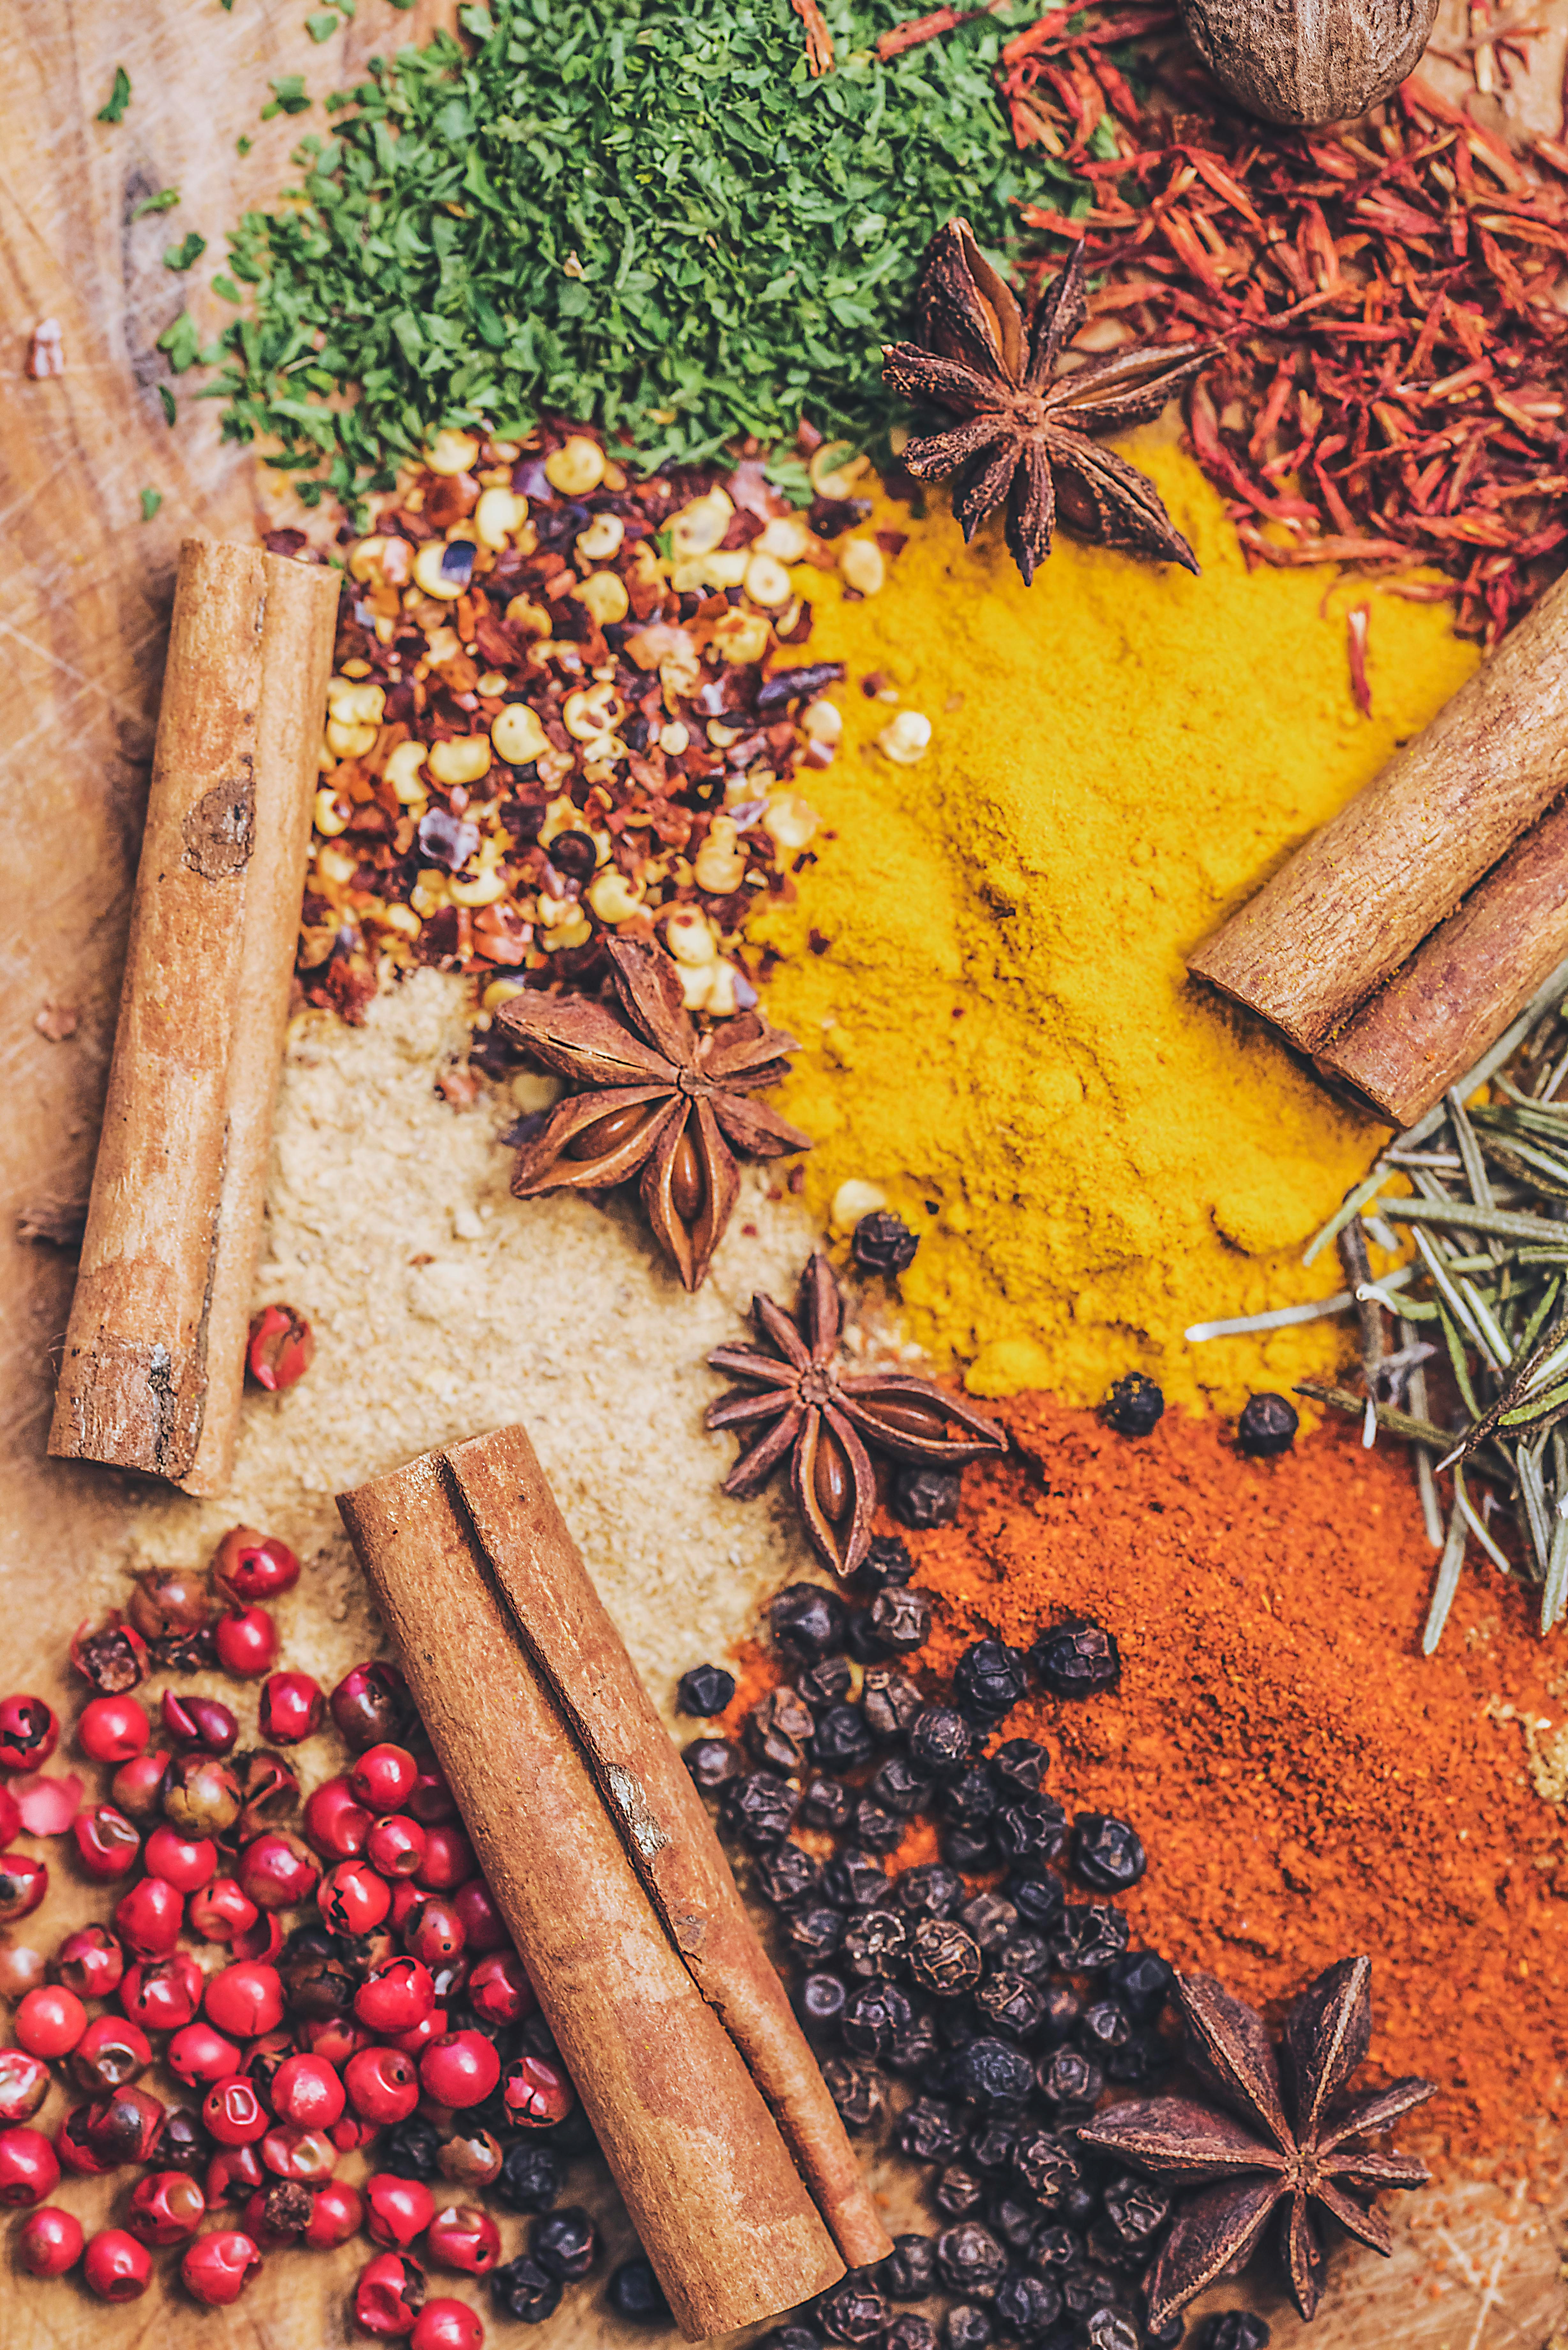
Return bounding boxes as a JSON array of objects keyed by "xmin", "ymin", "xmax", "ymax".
[
  {"xmin": 366, "ymin": 1813, "xmax": 426, "ymax": 1880},
  {"xmin": 203, "ymin": 2077, "xmax": 268, "ymax": 2147},
  {"xmin": 330, "ymin": 1661, "xmax": 408, "ymax": 1752},
  {"xmin": 188, "ymin": 1875, "xmax": 257, "ymax": 1944},
  {"xmin": 56, "ymin": 2104, "xmax": 108, "ymax": 2176},
  {"xmin": 111, "ymin": 1748, "xmax": 170, "ymax": 1822},
  {"xmin": 319, "ymin": 1858, "xmax": 391, "ymax": 1938},
  {"xmin": 0, "ymin": 1787, "xmax": 17, "ymax": 1846},
  {"xmin": 168, "ymin": 2020, "xmax": 241, "ymax": 2088},
  {"xmin": 215, "ymin": 1605, "xmax": 280, "ymax": 1679},
  {"xmin": 16, "ymin": 1984, "xmax": 86, "ymax": 2059},
  {"xmin": 83, "ymin": 2225, "xmax": 152, "ymax": 2301},
  {"xmin": 211, "ymin": 1525, "xmax": 301, "ymax": 1605},
  {"xmin": 121, "ymin": 1949, "xmax": 204, "ymax": 2032},
  {"xmin": 206, "ymin": 1958, "xmax": 285, "ymax": 2038},
  {"xmin": 247, "ymin": 1302, "xmax": 314, "ymax": 1392},
  {"xmin": 451, "ymin": 1877, "xmax": 507, "ymax": 1954},
  {"xmin": 355, "ymin": 1956, "xmax": 434, "ymax": 2035},
  {"xmin": 305, "ymin": 2174, "xmax": 363, "ymax": 2249},
  {"xmin": 78, "ymin": 1693, "xmax": 150, "ymax": 1764},
  {"xmin": 466, "ymin": 1951, "xmax": 534, "ymax": 2028},
  {"xmin": 160, "ymin": 1688, "xmax": 238, "ymax": 1755},
  {"xmin": 0, "ymin": 1853, "xmax": 47, "ymax": 1924},
  {"xmin": 73, "ymin": 1803, "xmax": 142, "ymax": 1882},
  {"xmin": 366, "ymin": 2171, "xmax": 435, "ymax": 2251},
  {"xmin": 70, "ymin": 2014, "xmax": 152, "ymax": 2094},
  {"xmin": 413, "ymin": 2299, "xmax": 485, "ymax": 2350},
  {"xmin": 233, "ymin": 1913, "xmax": 284, "ymax": 1965},
  {"xmin": 0, "ymin": 2124, "xmax": 60, "ymax": 2204},
  {"xmin": 161, "ymin": 1752, "xmax": 242, "ymax": 1837},
  {"xmin": 345, "ymin": 2044, "xmax": 420, "ymax": 2126},
  {"xmin": 415, "ymin": 1825, "xmax": 476, "ymax": 1893},
  {"xmin": 406, "ymin": 1763, "xmax": 458, "ymax": 1826},
  {"xmin": 270, "ymin": 2051, "xmax": 345, "ymax": 2131},
  {"xmin": 0, "ymin": 1696, "xmax": 58, "ymax": 1772},
  {"xmin": 502, "ymin": 2052, "xmax": 575, "ymax": 2129},
  {"xmin": 418, "ymin": 2031, "xmax": 499, "ymax": 2112},
  {"xmin": 332, "ymin": 2113, "xmax": 377, "ymax": 2154},
  {"xmin": 54, "ymin": 1921, "xmax": 125, "ymax": 1999},
  {"xmin": 303, "ymin": 1773, "xmax": 372, "ymax": 1862},
  {"xmin": 144, "ymin": 1823, "xmax": 218, "ymax": 1893},
  {"xmin": 126, "ymin": 2167, "xmax": 206, "ymax": 2245},
  {"xmin": 69, "ymin": 1614, "xmax": 150, "ymax": 1694},
  {"xmin": 357, "ymin": 2249, "xmax": 428, "ymax": 2337},
  {"xmin": 300, "ymin": 2013, "xmax": 371, "ymax": 2067},
  {"xmin": 114, "ymin": 1873, "xmax": 183, "ymax": 1958},
  {"xmin": 259, "ymin": 1670, "xmax": 325, "ymax": 1745},
  {"xmin": 85, "ymin": 2084, "xmax": 165, "ymax": 2165},
  {"xmin": 17, "ymin": 2202, "xmax": 84, "ymax": 2276},
  {"xmin": 260, "ymin": 2122, "xmax": 337, "ymax": 2182},
  {"xmin": 206, "ymin": 2142, "xmax": 264, "ymax": 2204},
  {"xmin": 183, "ymin": 2226, "xmax": 263, "ymax": 2306},
  {"xmin": 0, "ymin": 2049, "xmax": 49, "ymax": 2124},
  {"xmin": 237, "ymin": 1829, "xmax": 319, "ymax": 1912},
  {"xmin": 351, "ymin": 1742, "xmax": 419, "ymax": 1814},
  {"xmin": 428, "ymin": 2203, "xmax": 501, "ymax": 2276},
  {"xmin": 392, "ymin": 2007, "xmax": 447, "ymax": 2057},
  {"xmin": 403, "ymin": 1899, "xmax": 465, "ymax": 1968}
]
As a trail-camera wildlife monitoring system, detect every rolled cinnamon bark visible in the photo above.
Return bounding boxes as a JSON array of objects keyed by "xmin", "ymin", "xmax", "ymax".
[
  {"xmin": 337, "ymin": 1434, "xmax": 851, "ymax": 2340},
  {"xmin": 444, "ymin": 1423, "xmax": 892, "ymax": 2272},
  {"xmin": 1187, "ymin": 568, "xmax": 1568, "ymax": 1051},
  {"xmin": 49, "ymin": 541, "xmax": 339, "ymax": 1494},
  {"xmin": 1316, "ymin": 795, "xmax": 1568, "ymax": 1124}
]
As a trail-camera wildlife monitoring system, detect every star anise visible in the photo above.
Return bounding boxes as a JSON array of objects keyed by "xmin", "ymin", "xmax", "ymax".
[
  {"xmin": 706, "ymin": 1252, "xmax": 1006, "ymax": 1576},
  {"xmin": 882, "ymin": 220, "xmax": 1218, "ymax": 583},
  {"xmin": 1079, "ymin": 1956, "xmax": 1435, "ymax": 2330},
  {"xmin": 498, "ymin": 940, "xmax": 811, "ymax": 1291}
]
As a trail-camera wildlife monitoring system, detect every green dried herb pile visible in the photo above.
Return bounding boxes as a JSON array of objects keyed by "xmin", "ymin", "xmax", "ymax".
[{"xmin": 207, "ymin": 0, "xmax": 1078, "ymax": 504}]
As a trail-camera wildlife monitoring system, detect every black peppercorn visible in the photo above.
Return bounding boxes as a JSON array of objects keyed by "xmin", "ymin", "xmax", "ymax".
[
  {"xmin": 380, "ymin": 2111, "xmax": 442, "ymax": 2180},
  {"xmin": 813, "ymin": 1702, "xmax": 875, "ymax": 1770},
  {"xmin": 993, "ymin": 1793, "xmax": 1069, "ymax": 1872},
  {"xmin": 851, "ymin": 1794, "xmax": 905, "ymax": 1854},
  {"xmin": 958, "ymin": 1892, "xmax": 1016, "ymax": 1951},
  {"xmin": 951, "ymin": 1639, "xmax": 1026, "ymax": 1725},
  {"xmin": 989, "ymin": 1737, "xmax": 1045, "ymax": 1795},
  {"xmin": 935, "ymin": 2222, "xmax": 1008, "ymax": 2301},
  {"xmin": 997, "ymin": 1929, "xmax": 1052, "ymax": 1983},
  {"xmin": 854, "ymin": 1534, "xmax": 916, "ymax": 1591},
  {"xmin": 910, "ymin": 1917, "xmax": 982, "ymax": 1999},
  {"xmin": 1101, "ymin": 1372, "xmax": 1165, "ymax": 1437},
  {"xmin": 888, "ymin": 2011, "xmax": 940, "ymax": 2073},
  {"xmin": 1035, "ymin": 1984, "xmax": 1083, "ymax": 2046},
  {"xmin": 683, "ymin": 1735, "xmax": 743, "ymax": 1792},
  {"xmin": 897, "ymin": 2096, "xmax": 964, "ymax": 2164},
  {"xmin": 797, "ymin": 1971, "xmax": 849, "ymax": 2034},
  {"xmin": 1012, "ymin": 2125, "xmax": 1082, "ymax": 2210},
  {"xmin": 942, "ymin": 1823, "xmax": 997, "ymax": 1871},
  {"xmin": 892, "ymin": 1463, "xmax": 963, "ymax": 1529},
  {"xmin": 607, "ymin": 2255, "xmax": 670, "ymax": 2322},
  {"xmin": 862, "ymin": 1669, "xmax": 923, "ymax": 1741},
  {"xmin": 1028, "ymin": 1614, "xmax": 1121, "ymax": 1700},
  {"xmin": 842, "ymin": 1981, "xmax": 915, "ymax": 2059},
  {"xmin": 871, "ymin": 1755, "xmax": 934, "ymax": 1817},
  {"xmin": 821, "ymin": 1847, "xmax": 889, "ymax": 1909},
  {"xmin": 1099, "ymin": 2173, "xmax": 1171, "ymax": 2257},
  {"xmin": 823, "ymin": 2056, "xmax": 887, "ymax": 2131},
  {"xmin": 816, "ymin": 2279, "xmax": 891, "ymax": 2346},
  {"xmin": 1198, "ymin": 2317, "xmax": 1270, "ymax": 2350},
  {"xmin": 155, "ymin": 2106, "xmax": 209, "ymax": 2175},
  {"xmin": 852, "ymin": 1210, "xmax": 920, "ymax": 1277},
  {"xmin": 531, "ymin": 2206, "xmax": 598, "ymax": 2281},
  {"xmin": 994, "ymin": 2271, "xmax": 1063, "ymax": 2341},
  {"xmin": 495, "ymin": 2140, "xmax": 565, "ymax": 2212},
  {"xmin": 907, "ymin": 1706, "xmax": 971, "ymax": 1780},
  {"xmin": 1035, "ymin": 2047, "xmax": 1105, "ymax": 2113},
  {"xmin": 788, "ymin": 1905, "xmax": 848, "ymax": 1964},
  {"xmin": 748, "ymin": 1686, "xmax": 816, "ymax": 1771},
  {"xmin": 1053, "ymin": 1902, "xmax": 1130, "ymax": 1973},
  {"xmin": 866, "ymin": 1587, "xmax": 932, "ymax": 1655},
  {"xmin": 768, "ymin": 2329, "xmax": 824, "ymax": 2350},
  {"xmin": 675, "ymin": 1661, "xmax": 735, "ymax": 1716},
  {"xmin": 973, "ymin": 1973, "xmax": 1045, "ymax": 2040},
  {"xmin": 934, "ymin": 2161, "xmax": 986, "ymax": 2218},
  {"xmin": 942, "ymin": 1764, "xmax": 998, "ymax": 1831},
  {"xmin": 896, "ymin": 1861, "xmax": 964, "ymax": 1918},
  {"xmin": 1072, "ymin": 1813, "xmax": 1147, "ymax": 1891},
  {"xmin": 943, "ymin": 2305, "xmax": 992, "ymax": 2350},
  {"xmin": 490, "ymin": 2254, "xmax": 563, "ymax": 2324},
  {"xmin": 799, "ymin": 1653, "xmax": 855, "ymax": 1705},
  {"xmin": 964, "ymin": 2118, "xmax": 1016, "ymax": 2172},
  {"xmin": 770, "ymin": 1582, "xmax": 848, "ymax": 1662},
  {"xmin": 842, "ymin": 1907, "xmax": 911, "ymax": 1980},
  {"xmin": 801, "ymin": 1773, "xmax": 854, "ymax": 1832},
  {"xmin": 886, "ymin": 2315, "xmax": 937, "ymax": 2350},
  {"xmin": 1237, "ymin": 1389, "xmax": 1299, "ymax": 1454},
  {"xmin": 723, "ymin": 1770, "xmax": 800, "ymax": 1848},
  {"xmin": 1076, "ymin": 1998, "xmax": 1132, "ymax": 2058},
  {"xmin": 945, "ymin": 2036, "xmax": 1034, "ymax": 2109},
  {"xmin": 986, "ymin": 2193, "xmax": 1039, "ymax": 2256},
  {"xmin": 754, "ymin": 1843, "xmax": 823, "ymax": 1908},
  {"xmin": 1083, "ymin": 2311, "xmax": 1140, "ymax": 2350},
  {"xmin": 1107, "ymin": 2028, "xmax": 1171, "ymax": 2087},
  {"xmin": 1008, "ymin": 1876, "xmax": 1065, "ymax": 1931},
  {"xmin": 1107, "ymin": 1948, "xmax": 1176, "ymax": 2020}
]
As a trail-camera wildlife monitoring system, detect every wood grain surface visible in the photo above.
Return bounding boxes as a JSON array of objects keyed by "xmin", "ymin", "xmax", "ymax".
[{"xmin": 2, "ymin": 2, "xmax": 1566, "ymax": 2345}]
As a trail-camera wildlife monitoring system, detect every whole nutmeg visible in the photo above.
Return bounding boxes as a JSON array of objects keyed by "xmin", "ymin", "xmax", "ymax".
[
  {"xmin": 127, "ymin": 1568, "xmax": 210, "ymax": 1645},
  {"xmin": 1177, "ymin": 0, "xmax": 1439, "ymax": 125},
  {"xmin": 162, "ymin": 1755, "xmax": 243, "ymax": 1838}
]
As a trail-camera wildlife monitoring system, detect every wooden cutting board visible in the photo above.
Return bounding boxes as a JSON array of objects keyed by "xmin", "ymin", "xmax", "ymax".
[{"xmin": 3, "ymin": 2, "xmax": 1565, "ymax": 2344}]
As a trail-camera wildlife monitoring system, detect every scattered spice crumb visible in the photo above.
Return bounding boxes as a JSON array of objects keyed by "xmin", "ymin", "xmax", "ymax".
[
  {"xmin": 25, "ymin": 320, "xmax": 63, "ymax": 380},
  {"xmin": 33, "ymin": 1002, "xmax": 79, "ymax": 1042}
]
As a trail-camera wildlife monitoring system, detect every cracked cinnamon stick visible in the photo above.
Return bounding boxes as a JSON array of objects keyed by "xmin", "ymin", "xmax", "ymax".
[
  {"xmin": 48, "ymin": 541, "xmax": 339, "ymax": 1494},
  {"xmin": 1316, "ymin": 794, "xmax": 1568, "ymax": 1125},
  {"xmin": 338, "ymin": 1429, "xmax": 864, "ymax": 2339},
  {"xmin": 1187, "ymin": 569, "xmax": 1568, "ymax": 1052}
]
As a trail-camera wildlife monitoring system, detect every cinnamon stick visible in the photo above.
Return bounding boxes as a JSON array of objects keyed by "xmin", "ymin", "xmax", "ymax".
[
  {"xmin": 338, "ymin": 1431, "xmax": 857, "ymax": 2340},
  {"xmin": 443, "ymin": 1423, "xmax": 892, "ymax": 2271},
  {"xmin": 49, "ymin": 541, "xmax": 339, "ymax": 1494},
  {"xmin": 1316, "ymin": 795, "xmax": 1568, "ymax": 1125},
  {"xmin": 1187, "ymin": 569, "xmax": 1568, "ymax": 1051}
]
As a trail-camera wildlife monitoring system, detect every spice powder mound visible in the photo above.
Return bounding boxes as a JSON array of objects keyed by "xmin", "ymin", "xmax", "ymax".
[{"xmin": 907, "ymin": 1397, "xmax": 1567, "ymax": 2164}]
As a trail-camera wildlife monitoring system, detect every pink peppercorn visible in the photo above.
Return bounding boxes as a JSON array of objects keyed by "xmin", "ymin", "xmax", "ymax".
[
  {"xmin": 188, "ymin": 1875, "xmax": 257, "ymax": 1943},
  {"xmin": 466, "ymin": 1951, "xmax": 534, "ymax": 2028},
  {"xmin": 16, "ymin": 2203, "xmax": 83, "ymax": 2276},
  {"xmin": 77, "ymin": 1693, "xmax": 150, "ymax": 1764},
  {"xmin": 120, "ymin": 1950, "xmax": 204, "ymax": 2033},
  {"xmin": 418, "ymin": 2032, "xmax": 499, "ymax": 2111},
  {"xmin": 167, "ymin": 2021, "xmax": 241, "ymax": 2088},
  {"xmin": 0, "ymin": 1853, "xmax": 48, "ymax": 1924},
  {"xmin": 427, "ymin": 2203, "xmax": 501, "ymax": 2275},
  {"xmin": 415, "ymin": 1825, "xmax": 476, "ymax": 1893},
  {"xmin": 203, "ymin": 2078, "xmax": 268, "ymax": 2147},
  {"xmin": 354, "ymin": 1957, "xmax": 434, "ymax": 2035},
  {"xmin": 15, "ymin": 1985, "xmax": 87, "ymax": 2059},
  {"xmin": 214, "ymin": 1606, "xmax": 279, "ymax": 1678},
  {"xmin": 73, "ymin": 1804, "xmax": 142, "ymax": 1881},
  {"xmin": 412, "ymin": 2299, "xmax": 485, "ymax": 2350},
  {"xmin": 144, "ymin": 1823, "xmax": 218, "ymax": 1891},
  {"xmin": 0, "ymin": 2125, "xmax": 61, "ymax": 2204},
  {"xmin": 182, "ymin": 2226, "xmax": 262, "ymax": 2306},
  {"xmin": 260, "ymin": 1670, "xmax": 325, "ymax": 1743},
  {"xmin": 82, "ymin": 2226, "xmax": 152, "ymax": 2301},
  {"xmin": 270, "ymin": 2051, "xmax": 345, "ymax": 2131},
  {"xmin": 113, "ymin": 1873, "xmax": 183, "ymax": 1958},
  {"xmin": 237, "ymin": 1829, "xmax": 319, "ymax": 1911},
  {"xmin": 367, "ymin": 1813, "xmax": 427, "ymax": 1879},
  {"xmin": 366, "ymin": 2171, "xmax": 435, "ymax": 2249},
  {"xmin": 305, "ymin": 2175, "xmax": 363, "ymax": 2248},
  {"xmin": 247, "ymin": 1303, "xmax": 314, "ymax": 1392},
  {"xmin": 126, "ymin": 2168, "xmax": 205, "ymax": 2246},
  {"xmin": 345, "ymin": 2045, "xmax": 421, "ymax": 2126},
  {"xmin": 54, "ymin": 1922, "xmax": 124, "ymax": 1999},
  {"xmin": 205, "ymin": 1958, "xmax": 285, "ymax": 2037},
  {"xmin": 356, "ymin": 2250, "xmax": 427, "ymax": 2337},
  {"xmin": 0, "ymin": 2049, "xmax": 49, "ymax": 2125},
  {"xmin": 210, "ymin": 1525, "xmax": 300, "ymax": 1604},
  {"xmin": 0, "ymin": 1696, "xmax": 58, "ymax": 1772}
]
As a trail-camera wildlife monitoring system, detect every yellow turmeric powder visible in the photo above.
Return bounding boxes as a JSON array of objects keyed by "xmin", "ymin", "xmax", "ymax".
[{"xmin": 752, "ymin": 432, "xmax": 1478, "ymax": 1409}]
